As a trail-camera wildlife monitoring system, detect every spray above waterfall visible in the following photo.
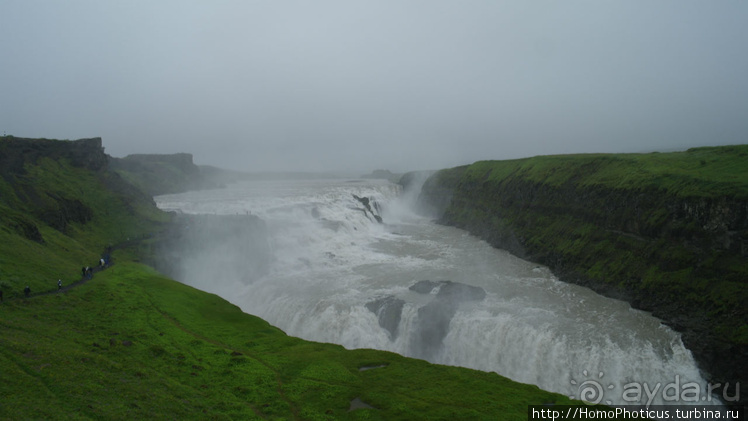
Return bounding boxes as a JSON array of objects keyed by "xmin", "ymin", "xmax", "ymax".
[{"xmin": 155, "ymin": 178, "xmax": 723, "ymax": 406}]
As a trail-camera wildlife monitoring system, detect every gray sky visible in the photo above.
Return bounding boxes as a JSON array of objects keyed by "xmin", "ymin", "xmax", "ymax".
[{"xmin": 2, "ymin": 1, "xmax": 747, "ymax": 173}]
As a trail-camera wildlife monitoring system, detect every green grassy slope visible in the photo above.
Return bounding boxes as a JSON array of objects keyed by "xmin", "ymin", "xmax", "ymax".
[
  {"xmin": 0, "ymin": 153, "xmax": 165, "ymax": 298},
  {"xmin": 0, "ymin": 138, "xmax": 573, "ymax": 419},
  {"xmin": 463, "ymin": 145, "xmax": 748, "ymax": 198},
  {"xmin": 1, "ymin": 263, "xmax": 569, "ymax": 420}
]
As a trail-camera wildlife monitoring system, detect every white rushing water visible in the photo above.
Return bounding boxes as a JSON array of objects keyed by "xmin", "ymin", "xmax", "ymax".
[{"xmin": 156, "ymin": 178, "xmax": 724, "ymax": 406}]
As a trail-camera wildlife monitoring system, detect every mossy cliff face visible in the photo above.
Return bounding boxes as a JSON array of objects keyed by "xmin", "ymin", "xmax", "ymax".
[
  {"xmin": 0, "ymin": 136, "xmax": 164, "ymax": 296},
  {"xmin": 417, "ymin": 146, "xmax": 748, "ymax": 404},
  {"xmin": 109, "ymin": 153, "xmax": 219, "ymax": 196},
  {"xmin": 0, "ymin": 136, "xmax": 108, "ymax": 179}
]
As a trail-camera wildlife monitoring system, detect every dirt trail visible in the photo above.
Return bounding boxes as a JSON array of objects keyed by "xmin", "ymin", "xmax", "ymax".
[{"xmin": 5, "ymin": 235, "xmax": 153, "ymax": 301}]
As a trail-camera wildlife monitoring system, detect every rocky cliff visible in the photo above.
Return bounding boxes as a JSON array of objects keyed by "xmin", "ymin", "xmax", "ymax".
[
  {"xmin": 0, "ymin": 136, "xmax": 108, "ymax": 178},
  {"xmin": 0, "ymin": 136, "xmax": 164, "ymax": 298},
  {"xmin": 0, "ymin": 136, "xmax": 155, "ymax": 241},
  {"xmin": 415, "ymin": 146, "xmax": 748, "ymax": 405},
  {"xmin": 110, "ymin": 153, "xmax": 219, "ymax": 196}
]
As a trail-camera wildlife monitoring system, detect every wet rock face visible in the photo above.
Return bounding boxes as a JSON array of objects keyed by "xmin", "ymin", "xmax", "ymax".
[
  {"xmin": 352, "ymin": 194, "xmax": 383, "ymax": 223},
  {"xmin": 409, "ymin": 280, "xmax": 486, "ymax": 302},
  {"xmin": 365, "ymin": 296, "xmax": 406, "ymax": 340},
  {"xmin": 434, "ymin": 281, "xmax": 487, "ymax": 302},
  {"xmin": 413, "ymin": 299, "xmax": 457, "ymax": 360},
  {"xmin": 408, "ymin": 280, "xmax": 441, "ymax": 294},
  {"xmin": 409, "ymin": 280, "xmax": 487, "ymax": 360},
  {"xmin": 366, "ymin": 280, "xmax": 487, "ymax": 360}
]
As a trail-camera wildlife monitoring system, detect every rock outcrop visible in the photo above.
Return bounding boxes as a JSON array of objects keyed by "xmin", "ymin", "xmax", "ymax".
[
  {"xmin": 409, "ymin": 280, "xmax": 486, "ymax": 360},
  {"xmin": 0, "ymin": 136, "xmax": 107, "ymax": 180},
  {"xmin": 352, "ymin": 194, "xmax": 383, "ymax": 223},
  {"xmin": 409, "ymin": 280, "xmax": 486, "ymax": 302},
  {"xmin": 365, "ymin": 296, "xmax": 406, "ymax": 340},
  {"xmin": 36, "ymin": 194, "xmax": 93, "ymax": 232},
  {"xmin": 365, "ymin": 280, "xmax": 486, "ymax": 361},
  {"xmin": 0, "ymin": 136, "xmax": 153, "ymax": 240}
]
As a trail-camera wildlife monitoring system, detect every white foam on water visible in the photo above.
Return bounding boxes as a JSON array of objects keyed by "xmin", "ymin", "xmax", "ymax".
[{"xmin": 156, "ymin": 178, "xmax": 723, "ymax": 407}]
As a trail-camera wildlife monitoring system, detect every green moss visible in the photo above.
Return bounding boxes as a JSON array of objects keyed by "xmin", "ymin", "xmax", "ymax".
[{"xmin": 731, "ymin": 325, "xmax": 748, "ymax": 345}]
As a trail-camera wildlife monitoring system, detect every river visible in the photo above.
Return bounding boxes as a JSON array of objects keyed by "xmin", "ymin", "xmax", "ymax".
[{"xmin": 155, "ymin": 177, "xmax": 721, "ymax": 406}]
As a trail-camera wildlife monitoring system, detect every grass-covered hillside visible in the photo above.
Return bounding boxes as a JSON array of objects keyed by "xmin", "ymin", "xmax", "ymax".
[
  {"xmin": 1, "ymin": 263, "xmax": 571, "ymax": 420},
  {"xmin": 110, "ymin": 153, "xmax": 219, "ymax": 196},
  {"xmin": 463, "ymin": 145, "xmax": 748, "ymax": 198},
  {"xmin": 0, "ymin": 137, "xmax": 166, "ymax": 298},
  {"xmin": 0, "ymin": 137, "xmax": 573, "ymax": 419},
  {"xmin": 420, "ymin": 145, "xmax": 748, "ymax": 404}
]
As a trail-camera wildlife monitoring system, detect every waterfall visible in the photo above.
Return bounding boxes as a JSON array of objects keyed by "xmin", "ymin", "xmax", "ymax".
[{"xmin": 156, "ymin": 178, "xmax": 723, "ymax": 406}]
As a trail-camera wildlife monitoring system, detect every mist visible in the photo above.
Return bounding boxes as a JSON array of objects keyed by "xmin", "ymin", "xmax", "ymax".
[
  {"xmin": 153, "ymin": 178, "xmax": 716, "ymax": 406},
  {"xmin": 2, "ymin": 1, "xmax": 747, "ymax": 173}
]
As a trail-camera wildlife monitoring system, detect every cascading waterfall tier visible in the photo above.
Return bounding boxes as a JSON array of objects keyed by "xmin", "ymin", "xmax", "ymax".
[{"xmin": 156, "ymin": 178, "xmax": 726, "ymax": 406}]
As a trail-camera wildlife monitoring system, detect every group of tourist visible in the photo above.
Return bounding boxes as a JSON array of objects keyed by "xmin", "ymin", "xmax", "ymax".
[{"xmin": 1, "ymin": 250, "xmax": 113, "ymax": 302}]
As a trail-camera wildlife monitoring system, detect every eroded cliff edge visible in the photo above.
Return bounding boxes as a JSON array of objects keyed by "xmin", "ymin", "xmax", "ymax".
[
  {"xmin": 109, "ymin": 153, "xmax": 220, "ymax": 196},
  {"xmin": 413, "ymin": 146, "xmax": 748, "ymax": 404}
]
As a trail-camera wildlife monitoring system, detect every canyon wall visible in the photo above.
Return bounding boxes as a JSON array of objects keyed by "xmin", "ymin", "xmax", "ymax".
[{"xmin": 413, "ymin": 146, "xmax": 748, "ymax": 404}]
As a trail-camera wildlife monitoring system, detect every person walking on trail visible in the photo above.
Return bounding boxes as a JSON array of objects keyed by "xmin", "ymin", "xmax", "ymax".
[
  {"xmin": 58, "ymin": 279, "xmax": 62, "ymax": 291},
  {"xmin": 24, "ymin": 286, "xmax": 30, "ymax": 298}
]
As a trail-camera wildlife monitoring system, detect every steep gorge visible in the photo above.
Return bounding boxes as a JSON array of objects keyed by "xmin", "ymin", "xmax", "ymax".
[{"xmin": 413, "ymin": 147, "xmax": 748, "ymax": 405}]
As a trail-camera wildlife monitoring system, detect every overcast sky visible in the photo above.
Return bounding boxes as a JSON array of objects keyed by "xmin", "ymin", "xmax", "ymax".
[{"xmin": 2, "ymin": 1, "xmax": 747, "ymax": 173}]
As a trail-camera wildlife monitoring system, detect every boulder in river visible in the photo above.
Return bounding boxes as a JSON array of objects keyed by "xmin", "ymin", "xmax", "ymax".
[
  {"xmin": 409, "ymin": 280, "xmax": 486, "ymax": 302},
  {"xmin": 409, "ymin": 280, "xmax": 442, "ymax": 294},
  {"xmin": 435, "ymin": 281, "xmax": 486, "ymax": 302}
]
